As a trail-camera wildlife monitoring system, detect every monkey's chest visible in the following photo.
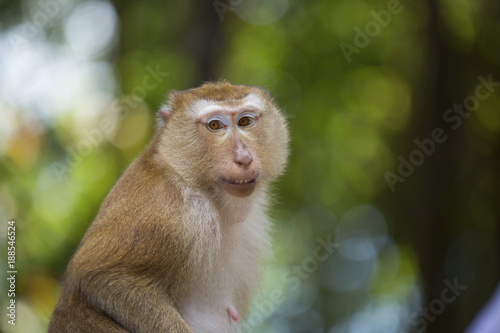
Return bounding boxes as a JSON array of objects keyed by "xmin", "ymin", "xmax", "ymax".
[{"xmin": 179, "ymin": 250, "xmax": 259, "ymax": 332}]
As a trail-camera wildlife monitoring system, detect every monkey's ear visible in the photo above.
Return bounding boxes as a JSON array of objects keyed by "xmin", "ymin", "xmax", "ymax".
[{"xmin": 159, "ymin": 106, "xmax": 172, "ymax": 124}]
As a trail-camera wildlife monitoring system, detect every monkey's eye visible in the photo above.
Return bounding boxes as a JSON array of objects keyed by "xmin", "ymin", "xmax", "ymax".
[
  {"xmin": 237, "ymin": 116, "xmax": 254, "ymax": 127},
  {"xmin": 207, "ymin": 119, "xmax": 224, "ymax": 131}
]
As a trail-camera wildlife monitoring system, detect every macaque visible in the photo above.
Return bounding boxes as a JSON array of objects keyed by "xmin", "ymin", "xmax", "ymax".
[{"xmin": 48, "ymin": 81, "xmax": 289, "ymax": 333}]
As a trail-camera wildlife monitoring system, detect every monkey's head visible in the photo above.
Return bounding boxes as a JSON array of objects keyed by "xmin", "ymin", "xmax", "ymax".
[{"xmin": 156, "ymin": 81, "xmax": 289, "ymax": 198}]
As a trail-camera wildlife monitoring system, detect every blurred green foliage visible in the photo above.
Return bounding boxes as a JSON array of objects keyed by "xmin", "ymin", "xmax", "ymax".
[{"xmin": 0, "ymin": 0, "xmax": 499, "ymax": 332}]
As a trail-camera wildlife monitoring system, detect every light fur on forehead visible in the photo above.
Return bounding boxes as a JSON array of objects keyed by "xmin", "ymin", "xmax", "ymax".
[
  {"xmin": 191, "ymin": 93, "xmax": 266, "ymax": 118},
  {"xmin": 157, "ymin": 82, "xmax": 273, "ymax": 127}
]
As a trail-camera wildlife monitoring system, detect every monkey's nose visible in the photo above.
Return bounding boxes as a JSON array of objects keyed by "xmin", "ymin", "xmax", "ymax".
[{"xmin": 234, "ymin": 150, "xmax": 253, "ymax": 167}]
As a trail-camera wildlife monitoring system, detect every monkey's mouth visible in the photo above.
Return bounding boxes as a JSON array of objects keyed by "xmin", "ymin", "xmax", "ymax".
[
  {"xmin": 225, "ymin": 178, "xmax": 256, "ymax": 185},
  {"xmin": 221, "ymin": 177, "xmax": 257, "ymax": 197}
]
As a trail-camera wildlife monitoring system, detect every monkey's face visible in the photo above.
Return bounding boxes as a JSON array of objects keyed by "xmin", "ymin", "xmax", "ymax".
[
  {"xmin": 158, "ymin": 83, "xmax": 289, "ymax": 198},
  {"xmin": 197, "ymin": 106, "xmax": 262, "ymax": 198}
]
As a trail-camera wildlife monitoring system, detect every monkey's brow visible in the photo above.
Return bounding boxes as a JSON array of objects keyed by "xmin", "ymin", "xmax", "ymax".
[
  {"xmin": 192, "ymin": 93, "xmax": 266, "ymax": 118},
  {"xmin": 196, "ymin": 105, "xmax": 261, "ymax": 119}
]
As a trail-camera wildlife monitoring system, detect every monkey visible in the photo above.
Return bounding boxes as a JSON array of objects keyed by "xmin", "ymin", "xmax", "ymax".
[{"xmin": 48, "ymin": 81, "xmax": 289, "ymax": 333}]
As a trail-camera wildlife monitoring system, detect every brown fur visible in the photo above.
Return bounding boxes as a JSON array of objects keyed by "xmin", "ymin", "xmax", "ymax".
[{"xmin": 49, "ymin": 82, "xmax": 289, "ymax": 333}]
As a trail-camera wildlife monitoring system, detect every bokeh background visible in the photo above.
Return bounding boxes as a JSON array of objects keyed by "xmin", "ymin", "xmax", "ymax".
[{"xmin": 1, "ymin": 0, "xmax": 499, "ymax": 332}]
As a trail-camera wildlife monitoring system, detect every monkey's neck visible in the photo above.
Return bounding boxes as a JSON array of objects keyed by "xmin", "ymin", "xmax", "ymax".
[{"xmin": 214, "ymin": 190, "xmax": 263, "ymax": 225}]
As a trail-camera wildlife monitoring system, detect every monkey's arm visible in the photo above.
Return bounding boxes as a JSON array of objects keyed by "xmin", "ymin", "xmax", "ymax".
[
  {"xmin": 69, "ymin": 207, "xmax": 194, "ymax": 333},
  {"xmin": 77, "ymin": 269, "xmax": 193, "ymax": 333}
]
